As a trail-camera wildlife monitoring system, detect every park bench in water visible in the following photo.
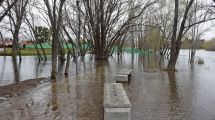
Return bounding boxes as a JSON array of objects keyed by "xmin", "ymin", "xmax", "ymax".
[
  {"xmin": 115, "ymin": 69, "xmax": 133, "ymax": 83},
  {"xmin": 104, "ymin": 83, "xmax": 131, "ymax": 120}
]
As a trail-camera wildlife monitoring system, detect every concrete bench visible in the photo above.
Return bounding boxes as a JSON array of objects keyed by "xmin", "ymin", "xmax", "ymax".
[
  {"xmin": 117, "ymin": 69, "xmax": 133, "ymax": 76},
  {"xmin": 104, "ymin": 83, "xmax": 131, "ymax": 120},
  {"xmin": 115, "ymin": 74, "xmax": 128, "ymax": 83},
  {"xmin": 116, "ymin": 69, "xmax": 133, "ymax": 83}
]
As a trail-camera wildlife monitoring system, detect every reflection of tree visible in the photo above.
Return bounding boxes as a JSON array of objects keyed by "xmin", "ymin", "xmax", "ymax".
[
  {"xmin": 117, "ymin": 55, "xmax": 123, "ymax": 69},
  {"xmin": 57, "ymin": 61, "xmax": 65, "ymax": 80},
  {"xmin": 75, "ymin": 60, "xmax": 79, "ymax": 74},
  {"xmin": 82, "ymin": 60, "xmax": 86, "ymax": 71},
  {"xmin": 75, "ymin": 60, "xmax": 105, "ymax": 119},
  {"xmin": 0, "ymin": 56, "xmax": 6, "ymax": 81},
  {"xmin": 143, "ymin": 55, "xmax": 159, "ymax": 72},
  {"xmin": 35, "ymin": 62, "xmax": 40, "ymax": 78},
  {"xmin": 65, "ymin": 77, "xmax": 70, "ymax": 94},
  {"xmin": 92, "ymin": 60, "xmax": 105, "ymax": 118},
  {"xmin": 12, "ymin": 56, "xmax": 19, "ymax": 83},
  {"xmin": 167, "ymin": 71, "xmax": 182, "ymax": 119},
  {"xmin": 131, "ymin": 52, "xmax": 134, "ymax": 69},
  {"xmin": 51, "ymin": 79, "xmax": 58, "ymax": 111}
]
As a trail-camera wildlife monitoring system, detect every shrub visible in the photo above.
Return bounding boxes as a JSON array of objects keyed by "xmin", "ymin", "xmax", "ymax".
[{"xmin": 204, "ymin": 39, "xmax": 215, "ymax": 51}]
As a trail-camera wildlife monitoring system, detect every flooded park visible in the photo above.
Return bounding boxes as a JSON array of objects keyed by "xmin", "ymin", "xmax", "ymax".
[{"xmin": 0, "ymin": 50, "xmax": 215, "ymax": 120}]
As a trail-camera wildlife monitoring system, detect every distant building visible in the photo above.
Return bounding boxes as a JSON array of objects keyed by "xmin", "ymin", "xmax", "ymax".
[
  {"xmin": 0, "ymin": 38, "xmax": 12, "ymax": 47},
  {"xmin": 19, "ymin": 40, "xmax": 33, "ymax": 46},
  {"xmin": 0, "ymin": 39, "xmax": 33, "ymax": 48}
]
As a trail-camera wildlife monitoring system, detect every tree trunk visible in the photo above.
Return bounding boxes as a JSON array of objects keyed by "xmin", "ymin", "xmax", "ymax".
[
  {"xmin": 168, "ymin": 0, "xmax": 195, "ymax": 70},
  {"xmin": 31, "ymin": 39, "xmax": 42, "ymax": 61},
  {"xmin": 39, "ymin": 42, "xmax": 47, "ymax": 61},
  {"xmin": 51, "ymin": 33, "xmax": 58, "ymax": 79},
  {"xmin": 12, "ymin": 38, "xmax": 17, "ymax": 56},
  {"xmin": 168, "ymin": 46, "xmax": 180, "ymax": 70},
  {"xmin": 0, "ymin": 32, "xmax": 6, "ymax": 54},
  {"xmin": 167, "ymin": 0, "xmax": 179, "ymax": 71},
  {"xmin": 13, "ymin": 32, "xmax": 22, "ymax": 61}
]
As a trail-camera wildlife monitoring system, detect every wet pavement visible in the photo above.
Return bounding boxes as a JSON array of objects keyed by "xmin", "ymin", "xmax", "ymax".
[{"xmin": 0, "ymin": 50, "xmax": 215, "ymax": 120}]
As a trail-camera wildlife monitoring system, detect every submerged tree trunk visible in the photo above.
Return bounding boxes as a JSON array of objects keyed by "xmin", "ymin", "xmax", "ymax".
[
  {"xmin": 168, "ymin": 0, "xmax": 195, "ymax": 70},
  {"xmin": 43, "ymin": 0, "xmax": 66, "ymax": 79},
  {"xmin": 13, "ymin": 31, "xmax": 22, "ymax": 61},
  {"xmin": 167, "ymin": 0, "xmax": 179, "ymax": 70},
  {"xmin": 31, "ymin": 39, "xmax": 42, "ymax": 61},
  {"xmin": 64, "ymin": 51, "xmax": 71, "ymax": 76},
  {"xmin": 38, "ymin": 42, "xmax": 47, "ymax": 61},
  {"xmin": 51, "ymin": 33, "xmax": 59, "ymax": 79}
]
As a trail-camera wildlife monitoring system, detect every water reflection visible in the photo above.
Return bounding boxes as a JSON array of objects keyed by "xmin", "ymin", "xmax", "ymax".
[
  {"xmin": 51, "ymin": 79, "xmax": 59, "ymax": 111},
  {"xmin": 167, "ymin": 71, "xmax": 183, "ymax": 119},
  {"xmin": 0, "ymin": 56, "xmax": 6, "ymax": 81},
  {"xmin": 0, "ymin": 50, "xmax": 215, "ymax": 119},
  {"xmin": 12, "ymin": 56, "xmax": 20, "ymax": 83},
  {"xmin": 74, "ymin": 60, "xmax": 106, "ymax": 119}
]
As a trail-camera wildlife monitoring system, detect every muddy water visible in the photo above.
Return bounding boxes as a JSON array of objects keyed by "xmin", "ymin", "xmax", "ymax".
[{"xmin": 0, "ymin": 50, "xmax": 215, "ymax": 120}]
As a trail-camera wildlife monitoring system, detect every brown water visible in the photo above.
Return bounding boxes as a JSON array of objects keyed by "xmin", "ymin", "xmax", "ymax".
[{"xmin": 0, "ymin": 50, "xmax": 215, "ymax": 120}]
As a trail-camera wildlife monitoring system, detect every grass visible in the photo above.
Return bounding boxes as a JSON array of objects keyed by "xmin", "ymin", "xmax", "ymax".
[
  {"xmin": 1, "ymin": 47, "xmax": 157, "ymax": 56},
  {"xmin": 0, "ymin": 48, "xmax": 68, "ymax": 56}
]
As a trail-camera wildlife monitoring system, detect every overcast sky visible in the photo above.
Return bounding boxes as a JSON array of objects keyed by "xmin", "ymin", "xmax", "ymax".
[{"xmin": 199, "ymin": 20, "xmax": 215, "ymax": 40}]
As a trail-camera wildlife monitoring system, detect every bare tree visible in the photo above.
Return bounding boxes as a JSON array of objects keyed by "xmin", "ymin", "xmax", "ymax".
[
  {"xmin": 149, "ymin": 1, "xmax": 174, "ymax": 57},
  {"xmin": 0, "ymin": 0, "xmax": 18, "ymax": 22},
  {"xmin": 43, "ymin": 0, "xmax": 66, "ymax": 79},
  {"xmin": 168, "ymin": 0, "xmax": 215, "ymax": 70},
  {"xmin": 79, "ymin": 0, "xmax": 158, "ymax": 59},
  {"xmin": 7, "ymin": 0, "xmax": 29, "ymax": 61},
  {"xmin": 25, "ymin": 10, "xmax": 48, "ymax": 61}
]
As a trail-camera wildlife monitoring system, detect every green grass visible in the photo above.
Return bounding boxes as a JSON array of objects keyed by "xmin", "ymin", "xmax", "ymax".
[{"xmin": 0, "ymin": 48, "xmax": 69, "ymax": 56}]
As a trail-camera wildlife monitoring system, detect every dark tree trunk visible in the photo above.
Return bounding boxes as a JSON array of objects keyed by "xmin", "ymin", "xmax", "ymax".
[
  {"xmin": 168, "ymin": 0, "xmax": 194, "ymax": 70},
  {"xmin": 51, "ymin": 33, "xmax": 59, "ymax": 79},
  {"xmin": 167, "ymin": 0, "xmax": 179, "ymax": 70},
  {"xmin": 13, "ymin": 31, "xmax": 22, "ymax": 61},
  {"xmin": 31, "ymin": 39, "xmax": 42, "ymax": 61},
  {"xmin": 0, "ymin": 32, "xmax": 6, "ymax": 54},
  {"xmin": 38, "ymin": 43, "xmax": 47, "ymax": 61}
]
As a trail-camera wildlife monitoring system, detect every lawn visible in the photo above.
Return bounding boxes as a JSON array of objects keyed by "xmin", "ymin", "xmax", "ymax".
[{"xmin": 0, "ymin": 48, "xmax": 55, "ymax": 56}]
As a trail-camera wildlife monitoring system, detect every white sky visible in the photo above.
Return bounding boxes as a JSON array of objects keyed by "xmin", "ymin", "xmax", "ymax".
[
  {"xmin": 199, "ymin": 20, "xmax": 215, "ymax": 40},
  {"xmin": 202, "ymin": 30, "xmax": 215, "ymax": 40}
]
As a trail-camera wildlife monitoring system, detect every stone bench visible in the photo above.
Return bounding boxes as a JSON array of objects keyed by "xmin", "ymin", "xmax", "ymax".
[
  {"xmin": 115, "ymin": 74, "xmax": 128, "ymax": 83},
  {"xmin": 115, "ymin": 69, "xmax": 133, "ymax": 83},
  {"xmin": 104, "ymin": 83, "xmax": 131, "ymax": 120},
  {"xmin": 117, "ymin": 69, "xmax": 133, "ymax": 76}
]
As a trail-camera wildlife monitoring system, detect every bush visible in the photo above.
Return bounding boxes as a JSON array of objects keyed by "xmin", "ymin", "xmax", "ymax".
[{"xmin": 204, "ymin": 39, "xmax": 215, "ymax": 51}]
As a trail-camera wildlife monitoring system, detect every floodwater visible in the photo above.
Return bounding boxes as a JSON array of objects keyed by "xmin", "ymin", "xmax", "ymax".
[{"xmin": 0, "ymin": 50, "xmax": 215, "ymax": 120}]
